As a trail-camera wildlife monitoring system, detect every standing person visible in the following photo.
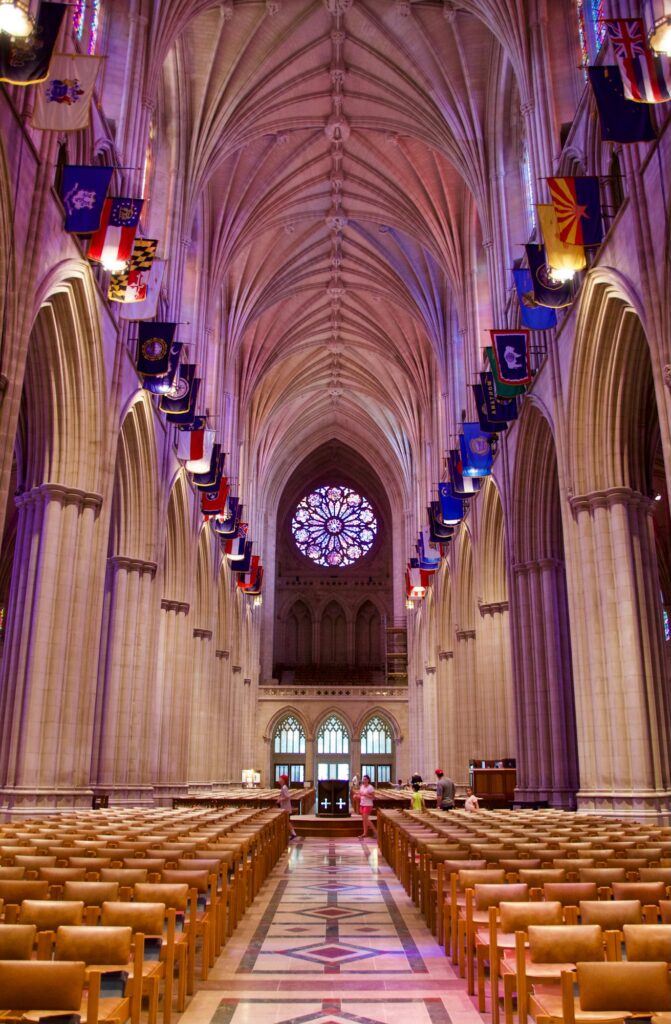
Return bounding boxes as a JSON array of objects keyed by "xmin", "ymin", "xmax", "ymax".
[
  {"xmin": 358, "ymin": 774, "xmax": 376, "ymax": 840},
  {"xmin": 277, "ymin": 774, "xmax": 297, "ymax": 839},
  {"xmin": 350, "ymin": 773, "xmax": 360, "ymax": 814},
  {"xmin": 464, "ymin": 786, "xmax": 480, "ymax": 812},
  {"xmin": 411, "ymin": 782, "xmax": 425, "ymax": 812},
  {"xmin": 435, "ymin": 768, "xmax": 445, "ymax": 807},
  {"xmin": 439, "ymin": 773, "xmax": 456, "ymax": 810}
]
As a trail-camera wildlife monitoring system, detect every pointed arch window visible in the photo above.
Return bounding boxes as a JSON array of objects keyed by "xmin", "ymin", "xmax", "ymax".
[
  {"xmin": 360, "ymin": 716, "xmax": 392, "ymax": 755},
  {"xmin": 274, "ymin": 715, "xmax": 306, "ymax": 755},
  {"xmin": 360, "ymin": 714, "xmax": 394, "ymax": 785},
  {"xmin": 272, "ymin": 714, "xmax": 306, "ymax": 785},
  {"xmin": 317, "ymin": 715, "xmax": 349, "ymax": 755}
]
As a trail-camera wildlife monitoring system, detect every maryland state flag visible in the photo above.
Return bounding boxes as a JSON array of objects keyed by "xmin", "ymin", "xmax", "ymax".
[
  {"xmin": 109, "ymin": 240, "xmax": 157, "ymax": 302},
  {"xmin": 525, "ymin": 244, "xmax": 575, "ymax": 309},
  {"xmin": 604, "ymin": 18, "xmax": 671, "ymax": 103},
  {"xmin": 32, "ymin": 54, "xmax": 104, "ymax": 132},
  {"xmin": 119, "ymin": 259, "xmax": 165, "ymax": 320},
  {"xmin": 490, "ymin": 329, "xmax": 532, "ymax": 386},
  {"xmin": 588, "ymin": 66, "xmax": 656, "ymax": 143},
  {"xmin": 537, "ymin": 204, "xmax": 586, "ymax": 275},
  {"xmin": 0, "ymin": 3, "xmax": 65, "ymax": 85},
  {"xmin": 88, "ymin": 197, "xmax": 143, "ymax": 267},
  {"xmin": 548, "ymin": 177, "xmax": 602, "ymax": 247},
  {"xmin": 60, "ymin": 165, "xmax": 113, "ymax": 233}
]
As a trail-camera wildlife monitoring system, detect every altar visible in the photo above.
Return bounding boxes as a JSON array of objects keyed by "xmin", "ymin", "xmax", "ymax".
[{"xmin": 317, "ymin": 779, "xmax": 350, "ymax": 816}]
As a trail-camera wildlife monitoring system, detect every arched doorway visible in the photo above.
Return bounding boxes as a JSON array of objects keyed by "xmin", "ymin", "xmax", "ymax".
[
  {"xmin": 316, "ymin": 714, "xmax": 350, "ymax": 781},
  {"xmin": 360, "ymin": 714, "xmax": 394, "ymax": 784},
  {"xmin": 272, "ymin": 714, "xmax": 306, "ymax": 785}
]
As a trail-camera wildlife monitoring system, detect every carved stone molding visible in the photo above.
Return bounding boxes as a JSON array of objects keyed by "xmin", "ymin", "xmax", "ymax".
[
  {"xmin": 16, "ymin": 483, "xmax": 103, "ymax": 512},
  {"xmin": 478, "ymin": 600, "xmax": 509, "ymax": 616},
  {"xmin": 216, "ymin": 649, "xmax": 230, "ymax": 660},
  {"xmin": 455, "ymin": 628, "xmax": 476, "ymax": 641},
  {"xmin": 109, "ymin": 556, "xmax": 157, "ymax": 577},
  {"xmin": 160, "ymin": 599, "xmax": 190, "ymax": 614},
  {"xmin": 232, "ymin": 665, "xmax": 242, "ymax": 673},
  {"xmin": 512, "ymin": 558, "xmax": 562, "ymax": 575},
  {"xmin": 569, "ymin": 486, "xmax": 654, "ymax": 517},
  {"xmin": 416, "ymin": 678, "xmax": 423, "ymax": 687},
  {"xmin": 193, "ymin": 628, "xmax": 212, "ymax": 640},
  {"xmin": 243, "ymin": 677, "xmax": 252, "ymax": 685},
  {"xmin": 438, "ymin": 650, "xmax": 454, "ymax": 660},
  {"xmin": 425, "ymin": 665, "xmax": 436, "ymax": 675}
]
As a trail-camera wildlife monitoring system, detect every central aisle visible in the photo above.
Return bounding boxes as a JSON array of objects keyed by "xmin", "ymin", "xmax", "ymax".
[{"xmin": 180, "ymin": 837, "xmax": 488, "ymax": 1024}]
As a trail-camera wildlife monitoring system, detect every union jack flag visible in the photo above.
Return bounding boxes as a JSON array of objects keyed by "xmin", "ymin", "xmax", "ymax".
[{"xmin": 604, "ymin": 18, "xmax": 671, "ymax": 103}]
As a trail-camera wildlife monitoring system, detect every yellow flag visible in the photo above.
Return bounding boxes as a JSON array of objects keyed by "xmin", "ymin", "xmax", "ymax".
[{"xmin": 536, "ymin": 204, "xmax": 586, "ymax": 275}]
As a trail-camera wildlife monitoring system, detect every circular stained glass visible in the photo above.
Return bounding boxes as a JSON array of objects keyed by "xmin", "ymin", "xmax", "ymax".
[{"xmin": 291, "ymin": 485, "xmax": 378, "ymax": 568}]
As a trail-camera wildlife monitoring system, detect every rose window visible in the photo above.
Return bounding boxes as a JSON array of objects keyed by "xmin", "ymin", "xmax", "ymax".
[{"xmin": 291, "ymin": 485, "xmax": 378, "ymax": 567}]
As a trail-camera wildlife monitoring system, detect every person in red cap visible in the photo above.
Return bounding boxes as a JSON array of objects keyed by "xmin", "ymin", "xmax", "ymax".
[
  {"xmin": 277, "ymin": 773, "xmax": 297, "ymax": 839},
  {"xmin": 435, "ymin": 768, "xmax": 455, "ymax": 810}
]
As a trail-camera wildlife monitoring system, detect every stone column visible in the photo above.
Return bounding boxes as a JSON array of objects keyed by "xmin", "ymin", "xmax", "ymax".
[
  {"xmin": 421, "ymin": 665, "xmax": 439, "ymax": 778},
  {"xmin": 437, "ymin": 650, "xmax": 456, "ymax": 777},
  {"xmin": 566, "ymin": 488, "xmax": 671, "ymax": 821},
  {"xmin": 477, "ymin": 602, "xmax": 516, "ymax": 760},
  {"xmin": 154, "ymin": 599, "xmax": 191, "ymax": 802},
  {"xmin": 188, "ymin": 628, "xmax": 213, "ymax": 785},
  {"xmin": 0, "ymin": 484, "xmax": 105, "ymax": 810},
  {"xmin": 453, "ymin": 629, "xmax": 476, "ymax": 783},
  {"xmin": 92, "ymin": 556, "xmax": 158, "ymax": 803}
]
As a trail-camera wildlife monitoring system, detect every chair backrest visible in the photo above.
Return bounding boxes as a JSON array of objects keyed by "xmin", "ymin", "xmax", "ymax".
[
  {"xmin": 623, "ymin": 924, "xmax": 671, "ymax": 962},
  {"xmin": 101, "ymin": 900, "xmax": 166, "ymax": 935},
  {"xmin": 578, "ymin": 868, "xmax": 626, "ymax": 884},
  {"xmin": 19, "ymin": 899, "xmax": 84, "ymax": 929},
  {"xmin": 0, "ymin": 924, "xmax": 36, "ymax": 959},
  {"xmin": 63, "ymin": 880, "xmax": 120, "ymax": 906},
  {"xmin": 519, "ymin": 869, "xmax": 565, "ymax": 886},
  {"xmin": 499, "ymin": 900, "xmax": 563, "ymax": 933},
  {"xmin": 14, "ymin": 856, "xmax": 57, "ymax": 871},
  {"xmin": 134, "ymin": 882, "xmax": 189, "ymax": 911},
  {"xmin": 0, "ymin": 959, "xmax": 85, "ymax": 1009},
  {"xmin": 123, "ymin": 858, "xmax": 166, "ymax": 871},
  {"xmin": 612, "ymin": 881, "xmax": 666, "ymax": 903},
  {"xmin": 0, "ymin": 867, "xmax": 26, "ymax": 880},
  {"xmin": 161, "ymin": 869, "xmax": 211, "ymax": 894},
  {"xmin": 457, "ymin": 869, "xmax": 506, "ymax": 890},
  {"xmin": 639, "ymin": 868, "xmax": 671, "ymax": 884},
  {"xmin": 474, "ymin": 883, "xmax": 528, "ymax": 910},
  {"xmin": 499, "ymin": 859, "xmax": 542, "ymax": 871},
  {"xmin": 543, "ymin": 882, "xmax": 598, "ymax": 905},
  {"xmin": 579, "ymin": 899, "xmax": 642, "ymax": 928},
  {"xmin": 576, "ymin": 961, "xmax": 671, "ymax": 1011},
  {"xmin": 100, "ymin": 868, "xmax": 149, "ymax": 884},
  {"xmin": 39, "ymin": 867, "xmax": 88, "ymax": 883},
  {"xmin": 55, "ymin": 924, "xmax": 133, "ymax": 965},
  {"xmin": 67, "ymin": 856, "xmax": 113, "ymax": 871},
  {"xmin": 528, "ymin": 924, "xmax": 604, "ymax": 963},
  {"xmin": 444, "ymin": 859, "xmax": 486, "ymax": 873},
  {"xmin": 660, "ymin": 899, "xmax": 671, "ymax": 924}
]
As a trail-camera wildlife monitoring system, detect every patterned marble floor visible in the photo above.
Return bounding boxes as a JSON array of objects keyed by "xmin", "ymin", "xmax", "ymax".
[{"xmin": 177, "ymin": 838, "xmax": 488, "ymax": 1024}]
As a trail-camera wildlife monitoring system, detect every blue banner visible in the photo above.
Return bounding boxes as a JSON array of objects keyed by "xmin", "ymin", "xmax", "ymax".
[
  {"xmin": 513, "ymin": 269, "xmax": 557, "ymax": 329},
  {"xmin": 61, "ymin": 165, "xmax": 113, "ymax": 233},
  {"xmin": 459, "ymin": 423, "xmax": 493, "ymax": 477}
]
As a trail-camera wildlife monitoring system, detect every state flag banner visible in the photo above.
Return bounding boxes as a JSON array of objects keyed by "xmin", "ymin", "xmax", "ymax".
[
  {"xmin": 242, "ymin": 565, "xmax": 264, "ymax": 595},
  {"xmin": 438, "ymin": 483, "xmax": 464, "ymax": 526},
  {"xmin": 119, "ymin": 259, "xmax": 166, "ymax": 320},
  {"xmin": 159, "ymin": 364, "xmax": 196, "ymax": 415},
  {"xmin": 459, "ymin": 423, "xmax": 494, "ymax": 478},
  {"xmin": 60, "ymin": 166, "xmax": 113, "ymax": 234},
  {"xmin": 176, "ymin": 427, "xmax": 215, "ymax": 473},
  {"xmin": 604, "ymin": 18, "xmax": 671, "ymax": 103},
  {"xmin": 0, "ymin": 3, "xmax": 65, "ymax": 85},
  {"xmin": 211, "ymin": 498, "xmax": 241, "ymax": 538},
  {"xmin": 136, "ymin": 322, "xmax": 178, "ymax": 377},
  {"xmin": 473, "ymin": 384, "xmax": 508, "ymax": 432},
  {"xmin": 428, "ymin": 503, "xmax": 455, "ymax": 543},
  {"xmin": 32, "ymin": 54, "xmax": 104, "ymax": 132},
  {"xmin": 537, "ymin": 204, "xmax": 586, "ymax": 275},
  {"xmin": 194, "ymin": 448, "xmax": 224, "ymax": 491},
  {"xmin": 88, "ymin": 197, "xmax": 143, "ymax": 269},
  {"xmin": 480, "ymin": 373, "xmax": 518, "ymax": 422},
  {"xmin": 201, "ymin": 477, "xmax": 229, "ymax": 517},
  {"xmin": 525, "ymin": 244, "xmax": 575, "ymax": 309},
  {"xmin": 177, "ymin": 416, "xmax": 207, "ymax": 433},
  {"xmin": 485, "ymin": 348, "xmax": 526, "ymax": 399},
  {"xmin": 231, "ymin": 541, "xmax": 254, "ymax": 573},
  {"xmin": 448, "ymin": 448, "xmax": 481, "ymax": 495},
  {"xmin": 588, "ymin": 66, "xmax": 656, "ymax": 144},
  {"xmin": 547, "ymin": 177, "xmax": 603, "ymax": 247},
  {"xmin": 238, "ymin": 556, "xmax": 261, "ymax": 590},
  {"xmin": 490, "ymin": 329, "xmax": 532, "ymax": 386},
  {"xmin": 165, "ymin": 379, "xmax": 201, "ymax": 425},
  {"xmin": 109, "ymin": 239, "xmax": 158, "ymax": 301},
  {"xmin": 513, "ymin": 269, "xmax": 557, "ymax": 330}
]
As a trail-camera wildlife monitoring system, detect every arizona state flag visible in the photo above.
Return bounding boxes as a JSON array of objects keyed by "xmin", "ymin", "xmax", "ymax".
[
  {"xmin": 548, "ymin": 177, "xmax": 602, "ymax": 247},
  {"xmin": 490, "ymin": 330, "xmax": 532, "ymax": 386},
  {"xmin": 0, "ymin": 3, "xmax": 65, "ymax": 85},
  {"xmin": 109, "ymin": 239, "xmax": 157, "ymax": 301},
  {"xmin": 537, "ymin": 204, "xmax": 586, "ymax": 275}
]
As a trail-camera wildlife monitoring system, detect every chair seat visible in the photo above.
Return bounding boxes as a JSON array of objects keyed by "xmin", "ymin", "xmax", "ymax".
[{"xmin": 530, "ymin": 990, "xmax": 630, "ymax": 1023}]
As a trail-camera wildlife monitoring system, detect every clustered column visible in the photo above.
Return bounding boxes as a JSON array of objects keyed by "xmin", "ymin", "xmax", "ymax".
[{"xmin": 155, "ymin": 599, "xmax": 191, "ymax": 799}]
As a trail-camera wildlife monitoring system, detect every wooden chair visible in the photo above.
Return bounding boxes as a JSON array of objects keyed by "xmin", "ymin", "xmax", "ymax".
[
  {"xmin": 38, "ymin": 866, "xmax": 88, "ymax": 898},
  {"xmin": 13, "ymin": 856, "xmax": 57, "ymax": 878},
  {"xmin": 518, "ymin": 868, "xmax": 565, "ymax": 899},
  {"xmin": 134, "ymin": 882, "xmax": 190, "ymax": 1014},
  {"xmin": 101, "ymin": 900, "xmax": 171, "ymax": 1024},
  {"xmin": 578, "ymin": 867, "xmax": 626, "ymax": 898},
  {"xmin": 514, "ymin": 924, "xmax": 605, "ymax": 1024},
  {"xmin": 18, "ymin": 900, "xmax": 85, "ymax": 959},
  {"xmin": 465, "ymin": 883, "xmax": 528, "ymax": 993},
  {"xmin": 543, "ymin": 882, "xmax": 598, "ymax": 924},
  {"xmin": 55, "ymin": 925, "xmax": 136, "ymax": 1024},
  {"xmin": 100, "ymin": 869, "xmax": 149, "ymax": 900},
  {"xmin": 660, "ymin": 899, "xmax": 671, "ymax": 923},
  {"xmin": 0, "ymin": 959, "xmax": 85, "ymax": 1017},
  {"xmin": 578, "ymin": 900, "xmax": 642, "ymax": 958},
  {"xmin": 553, "ymin": 962, "xmax": 671, "ymax": 1024},
  {"xmin": 0, "ymin": 924, "xmax": 36, "ymax": 959},
  {"xmin": 0, "ymin": 868, "xmax": 26, "ymax": 881},
  {"xmin": 0, "ymin": 880, "xmax": 49, "ymax": 923},
  {"xmin": 623, "ymin": 924, "xmax": 671, "ymax": 963},
  {"xmin": 63, "ymin": 881, "xmax": 121, "ymax": 924},
  {"xmin": 161, "ymin": 869, "xmax": 213, "ymax": 981},
  {"xmin": 445, "ymin": 868, "xmax": 505, "ymax": 963},
  {"xmin": 612, "ymin": 881, "xmax": 666, "ymax": 921}
]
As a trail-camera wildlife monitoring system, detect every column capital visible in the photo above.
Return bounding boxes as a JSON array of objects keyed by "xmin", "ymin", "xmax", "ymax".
[
  {"xmin": 193, "ymin": 628, "xmax": 212, "ymax": 640},
  {"xmin": 478, "ymin": 599, "xmax": 509, "ymax": 616},
  {"xmin": 109, "ymin": 555, "xmax": 157, "ymax": 577},
  {"xmin": 232, "ymin": 664, "xmax": 242, "ymax": 673},
  {"xmin": 455, "ymin": 627, "xmax": 476, "ymax": 641},
  {"xmin": 216, "ymin": 649, "xmax": 230, "ymax": 659},
  {"xmin": 16, "ymin": 483, "xmax": 103, "ymax": 512},
  {"xmin": 438, "ymin": 649, "xmax": 453, "ymax": 660},
  {"xmin": 425, "ymin": 665, "xmax": 436, "ymax": 675},
  {"xmin": 161, "ymin": 599, "xmax": 190, "ymax": 614},
  {"xmin": 569, "ymin": 486, "xmax": 655, "ymax": 516},
  {"xmin": 243, "ymin": 677, "xmax": 252, "ymax": 685}
]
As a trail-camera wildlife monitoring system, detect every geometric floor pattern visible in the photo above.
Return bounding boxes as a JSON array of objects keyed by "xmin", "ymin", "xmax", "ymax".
[{"xmin": 177, "ymin": 837, "xmax": 488, "ymax": 1024}]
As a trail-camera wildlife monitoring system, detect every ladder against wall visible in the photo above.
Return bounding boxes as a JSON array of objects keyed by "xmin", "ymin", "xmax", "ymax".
[{"xmin": 383, "ymin": 617, "xmax": 407, "ymax": 685}]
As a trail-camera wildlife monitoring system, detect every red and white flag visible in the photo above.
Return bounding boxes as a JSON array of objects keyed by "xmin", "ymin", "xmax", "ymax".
[
  {"xmin": 88, "ymin": 197, "xmax": 143, "ymax": 269},
  {"xmin": 176, "ymin": 427, "xmax": 215, "ymax": 473}
]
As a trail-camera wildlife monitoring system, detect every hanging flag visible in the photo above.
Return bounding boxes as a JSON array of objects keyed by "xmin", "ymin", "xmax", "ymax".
[
  {"xmin": 142, "ymin": 344, "xmax": 181, "ymax": 396},
  {"xmin": 177, "ymin": 416, "xmax": 207, "ymax": 433},
  {"xmin": 409, "ymin": 558, "xmax": 434, "ymax": 590},
  {"xmin": 525, "ymin": 244, "xmax": 575, "ymax": 309},
  {"xmin": 159, "ymin": 364, "xmax": 196, "ymax": 415},
  {"xmin": 176, "ymin": 427, "xmax": 215, "ymax": 473},
  {"xmin": 484, "ymin": 348, "xmax": 526, "ymax": 399},
  {"xmin": 0, "ymin": 3, "xmax": 66, "ymax": 85},
  {"xmin": 242, "ymin": 563, "xmax": 264, "ymax": 596},
  {"xmin": 201, "ymin": 477, "xmax": 229, "ymax": 517},
  {"xmin": 165, "ymin": 380, "xmax": 201, "ymax": 426},
  {"xmin": 211, "ymin": 498, "xmax": 241, "ymax": 537},
  {"xmin": 513, "ymin": 268, "xmax": 557, "ymax": 330},
  {"xmin": 32, "ymin": 54, "xmax": 104, "ymax": 131},
  {"xmin": 416, "ymin": 531, "xmax": 441, "ymax": 571},
  {"xmin": 438, "ymin": 483, "xmax": 465, "ymax": 526},
  {"xmin": 88, "ymin": 197, "xmax": 143, "ymax": 268},
  {"xmin": 473, "ymin": 384, "xmax": 508, "ymax": 432},
  {"xmin": 547, "ymin": 177, "xmax": 603, "ymax": 247},
  {"xmin": 119, "ymin": 259, "xmax": 166, "ymax": 320},
  {"xmin": 428, "ymin": 503, "xmax": 455, "ymax": 543},
  {"xmin": 588, "ymin": 66, "xmax": 656, "ymax": 143},
  {"xmin": 230, "ymin": 541, "xmax": 254, "ymax": 573},
  {"xmin": 192, "ymin": 445, "xmax": 222, "ymax": 489},
  {"xmin": 136, "ymin": 322, "xmax": 177, "ymax": 376},
  {"xmin": 238, "ymin": 556, "xmax": 261, "ymax": 591},
  {"xmin": 537, "ymin": 204, "xmax": 586, "ymax": 275},
  {"xmin": 480, "ymin": 372, "xmax": 518, "ymax": 422},
  {"xmin": 448, "ymin": 449, "xmax": 481, "ymax": 495},
  {"xmin": 108, "ymin": 239, "xmax": 157, "ymax": 302},
  {"xmin": 460, "ymin": 423, "xmax": 494, "ymax": 477},
  {"xmin": 490, "ymin": 329, "xmax": 532, "ymax": 386},
  {"xmin": 60, "ymin": 165, "xmax": 113, "ymax": 234},
  {"xmin": 406, "ymin": 566, "xmax": 426, "ymax": 600},
  {"xmin": 604, "ymin": 18, "xmax": 671, "ymax": 103}
]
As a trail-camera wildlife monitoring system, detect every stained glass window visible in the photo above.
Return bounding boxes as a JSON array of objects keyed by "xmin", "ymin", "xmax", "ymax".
[
  {"xmin": 361, "ymin": 716, "xmax": 392, "ymax": 755},
  {"xmin": 291, "ymin": 485, "xmax": 377, "ymax": 567},
  {"xmin": 274, "ymin": 716, "xmax": 306, "ymax": 755},
  {"xmin": 521, "ymin": 140, "xmax": 535, "ymax": 233},
  {"xmin": 73, "ymin": 0, "xmax": 101, "ymax": 55},
  {"xmin": 317, "ymin": 715, "xmax": 349, "ymax": 755},
  {"xmin": 577, "ymin": 0, "xmax": 606, "ymax": 73}
]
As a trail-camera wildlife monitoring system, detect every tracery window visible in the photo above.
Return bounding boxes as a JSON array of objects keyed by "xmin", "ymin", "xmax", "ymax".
[
  {"xmin": 360, "ymin": 716, "xmax": 392, "ymax": 755},
  {"xmin": 73, "ymin": 0, "xmax": 101, "ymax": 54},
  {"xmin": 577, "ymin": 0, "xmax": 606, "ymax": 70},
  {"xmin": 317, "ymin": 715, "xmax": 349, "ymax": 755},
  {"xmin": 291, "ymin": 485, "xmax": 377, "ymax": 567},
  {"xmin": 274, "ymin": 715, "xmax": 306, "ymax": 755},
  {"xmin": 521, "ymin": 140, "xmax": 535, "ymax": 234}
]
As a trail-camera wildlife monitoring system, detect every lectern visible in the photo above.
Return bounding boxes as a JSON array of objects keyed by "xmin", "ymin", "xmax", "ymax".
[{"xmin": 317, "ymin": 779, "xmax": 349, "ymax": 816}]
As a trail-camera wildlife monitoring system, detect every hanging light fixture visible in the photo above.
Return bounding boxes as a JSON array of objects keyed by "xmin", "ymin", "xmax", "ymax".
[
  {"xmin": 100, "ymin": 255, "xmax": 129, "ymax": 274},
  {"xmin": 0, "ymin": 1, "xmax": 34, "ymax": 38},
  {"xmin": 645, "ymin": 0, "xmax": 671, "ymax": 55}
]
